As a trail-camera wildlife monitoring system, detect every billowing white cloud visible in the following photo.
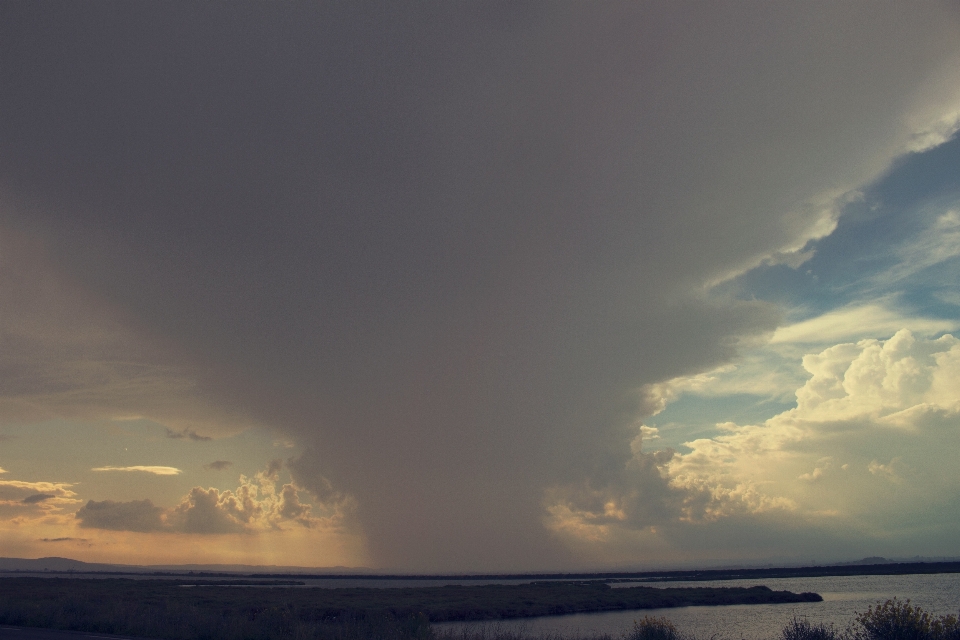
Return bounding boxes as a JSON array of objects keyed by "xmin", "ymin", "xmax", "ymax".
[
  {"xmin": 547, "ymin": 330, "xmax": 960, "ymax": 560},
  {"xmin": 91, "ymin": 466, "xmax": 182, "ymax": 476}
]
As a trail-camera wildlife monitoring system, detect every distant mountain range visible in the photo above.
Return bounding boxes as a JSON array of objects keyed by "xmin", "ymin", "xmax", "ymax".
[
  {"xmin": 2, "ymin": 555, "xmax": 959, "ymax": 577},
  {"xmin": 0, "ymin": 556, "xmax": 371, "ymax": 574}
]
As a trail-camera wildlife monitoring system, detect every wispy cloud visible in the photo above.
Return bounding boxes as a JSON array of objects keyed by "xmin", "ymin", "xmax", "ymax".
[
  {"xmin": 92, "ymin": 466, "xmax": 182, "ymax": 476},
  {"xmin": 887, "ymin": 208, "xmax": 960, "ymax": 282},
  {"xmin": 770, "ymin": 303, "xmax": 957, "ymax": 344},
  {"xmin": 203, "ymin": 460, "xmax": 233, "ymax": 471},
  {"xmin": 22, "ymin": 493, "xmax": 56, "ymax": 504},
  {"xmin": 0, "ymin": 479, "xmax": 77, "ymax": 497},
  {"xmin": 39, "ymin": 537, "xmax": 90, "ymax": 543}
]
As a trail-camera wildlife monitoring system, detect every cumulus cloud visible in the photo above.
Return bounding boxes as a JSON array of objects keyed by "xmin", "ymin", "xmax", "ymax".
[
  {"xmin": 868, "ymin": 458, "xmax": 905, "ymax": 483},
  {"xmin": 668, "ymin": 331, "xmax": 960, "ymax": 516},
  {"xmin": 545, "ymin": 426, "xmax": 682, "ymax": 542},
  {"xmin": 77, "ymin": 462, "xmax": 350, "ymax": 534},
  {"xmin": 798, "ymin": 459, "xmax": 833, "ymax": 482},
  {"xmin": 547, "ymin": 330, "xmax": 960, "ymax": 559},
  {"xmin": 92, "ymin": 466, "xmax": 182, "ymax": 476},
  {"xmin": 167, "ymin": 487, "xmax": 247, "ymax": 534}
]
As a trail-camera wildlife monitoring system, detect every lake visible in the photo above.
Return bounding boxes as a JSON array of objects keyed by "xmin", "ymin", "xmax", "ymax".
[{"xmin": 436, "ymin": 573, "xmax": 960, "ymax": 639}]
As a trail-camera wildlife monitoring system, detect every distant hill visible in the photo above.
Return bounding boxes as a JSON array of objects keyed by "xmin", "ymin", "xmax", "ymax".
[
  {"xmin": 836, "ymin": 556, "xmax": 960, "ymax": 566},
  {"xmin": 3, "ymin": 555, "xmax": 960, "ymax": 578},
  {"xmin": 0, "ymin": 557, "xmax": 122, "ymax": 572},
  {"xmin": 0, "ymin": 556, "xmax": 371, "ymax": 575},
  {"xmin": 838, "ymin": 556, "xmax": 890, "ymax": 565}
]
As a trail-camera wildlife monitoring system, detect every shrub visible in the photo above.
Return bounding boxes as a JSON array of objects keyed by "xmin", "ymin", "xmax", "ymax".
[
  {"xmin": 628, "ymin": 616, "xmax": 683, "ymax": 640},
  {"xmin": 781, "ymin": 618, "xmax": 843, "ymax": 640},
  {"xmin": 854, "ymin": 599, "xmax": 960, "ymax": 640}
]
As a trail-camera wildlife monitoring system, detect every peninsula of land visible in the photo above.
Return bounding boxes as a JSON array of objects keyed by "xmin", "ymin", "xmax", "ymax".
[{"xmin": 0, "ymin": 577, "xmax": 820, "ymax": 626}]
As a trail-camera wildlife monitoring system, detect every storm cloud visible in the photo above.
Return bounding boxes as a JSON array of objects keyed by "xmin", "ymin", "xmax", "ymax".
[
  {"xmin": 2, "ymin": 2, "xmax": 960, "ymax": 570},
  {"xmin": 76, "ymin": 499, "xmax": 167, "ymax": 533}
]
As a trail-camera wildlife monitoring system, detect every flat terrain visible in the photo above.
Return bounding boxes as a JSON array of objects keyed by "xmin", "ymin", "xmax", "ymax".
[
  {"xmin": 0, "ymin": 626, "xmax": 142, "ymax": 640},
  {"xmin": 0, "ymin": 578, "xmax": 820, "ymax": 624},
  {"xmin": 0, "ymin": 578, "xmax": 822, "ymax": 640},
  {"xmin": 261, "ymin": 561, "xmax": 960, "ymax": 584}
]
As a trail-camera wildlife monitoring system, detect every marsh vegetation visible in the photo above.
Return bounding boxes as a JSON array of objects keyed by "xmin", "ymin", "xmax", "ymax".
[
  {"xmin": 0, "ymin": 578, "xmax": 953, "ymax": 640},
  {"xmin": 0, "ymin": 577, "xmax": 815, "ymax": 639}
]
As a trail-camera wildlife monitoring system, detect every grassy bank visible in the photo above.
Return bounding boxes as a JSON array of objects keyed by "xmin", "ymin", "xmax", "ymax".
[{"xmin": 0, "ymin": 577, "xmax": 819, "ymax": 639}]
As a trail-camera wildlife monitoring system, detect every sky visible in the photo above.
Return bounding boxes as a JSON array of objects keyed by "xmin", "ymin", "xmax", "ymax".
[{"xmin": 1, "ymin": 2, "xmax": 960, "ymax": 573}]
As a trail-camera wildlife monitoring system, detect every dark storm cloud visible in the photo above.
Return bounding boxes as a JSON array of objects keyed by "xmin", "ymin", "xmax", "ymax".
[
  {"xmin": 40, "ymin": 537, "xmax": 90, "ymax": 543},
  {"xmin": 3, "ymin": 2, "xmax": 959, "ymax": 569},
  {"xmin": 76, "ymin": 499, "xmax": 167, "ymax": 533},
  {"xmin": 165, "ymin": 428, "xmax": 212, "ymax": 442}
]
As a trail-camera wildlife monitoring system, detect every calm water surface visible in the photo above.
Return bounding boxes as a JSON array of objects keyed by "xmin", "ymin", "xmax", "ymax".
[{"xmin": 437, "ymin": 573, "xmax": 960, "ymax": 640}]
